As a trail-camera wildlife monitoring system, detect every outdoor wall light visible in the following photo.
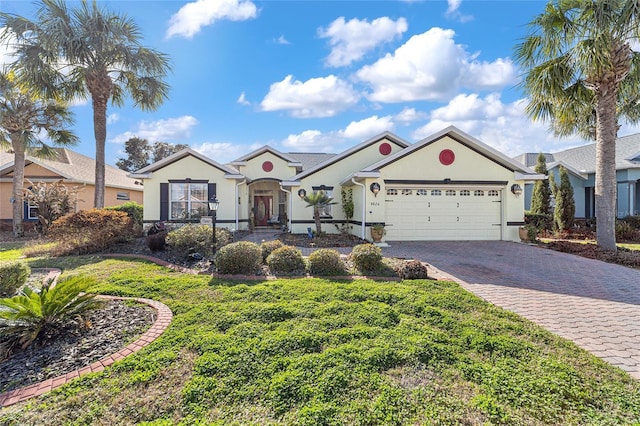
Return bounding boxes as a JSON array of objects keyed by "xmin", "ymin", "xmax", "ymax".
[
  {"xmin": 511, "ymin": 184, "xmax": 523, "ymax": 196},
  {"xmin": 370, "ymin": 182, "xmax": 381, "ymax": 197},
  {"xmin": 297, "ymin": 188, "xmax": 307, "ymax": 198}
]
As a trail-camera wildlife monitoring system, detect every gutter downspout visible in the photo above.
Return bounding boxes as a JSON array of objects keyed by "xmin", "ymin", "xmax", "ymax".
[
  {"xmin": 279, "ymin": 183, "xmax": 293, "ymax": 232},
  {"xmin": 351, "ymin": 177, "xmax": 366, "ymax": 240},
  {"xmin": 235, "ymin": 179, "xmax": 245, "ymax": 231}
]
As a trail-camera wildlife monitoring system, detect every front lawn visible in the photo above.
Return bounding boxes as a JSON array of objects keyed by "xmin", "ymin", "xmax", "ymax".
[{"xmin": 1, "ymin": 257, "xmax": 639, "ymax": 425}]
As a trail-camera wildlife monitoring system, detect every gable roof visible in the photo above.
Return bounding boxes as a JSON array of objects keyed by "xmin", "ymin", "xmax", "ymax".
[
  {"xmin": 515, "ymin": 132, "xmax": 640, "ymax": 173},
  {"xmin": 547, "ymin": 161, "xmax": 588, "ymax": 180},
  {"xmin": 287, "ymin": 152, "xmax": 336, "ymax": 170},
  {"xmin": 0, "ymin": 148, "xmax": 142, "ymax": 190},
  {"xmin": 231, "ymin": 145, "xmax": 302, "ymax": 167},
  {"xmin": 131, "ymin": 148, "xmax": 243, "ymax": 178},
  {"xmin": 362, "ymin": 126, "xmax": 539, "ymax": 177},
  {"xmin": 286, "ymin": 131, "xmax": 410, "ymax": 182}
]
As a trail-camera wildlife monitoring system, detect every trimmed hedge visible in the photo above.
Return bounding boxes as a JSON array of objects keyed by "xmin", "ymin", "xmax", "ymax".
[
  {"xmin": 214, "ymin": 241, "xmax": 262, "ymax": 275},
  {"xmin": 307, "ymin": 249, "xmax": 346, "ymax": 276},
  {"xmin": 266, "ymin": 246, "xmax": 306, "ymax": 275},
  {"xmin": 0, "ymin": 262, "xmax": 30, "ymax": 296},
  {"xmin": 349, "ymin": 244, "xmax": 383, "ymax": 274}
]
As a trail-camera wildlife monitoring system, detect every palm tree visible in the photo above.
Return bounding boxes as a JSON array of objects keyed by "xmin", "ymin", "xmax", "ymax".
[
  {"xmin": 0, "ymin": 71, "xmax": 77, "ymax": 237},
  {"xmin": 1, "ymin": 0, "xmax": 171, "ymax": 208},
  {"xmin": 303, "ymin": 191, "xmax": 338, "ymax": 235},
  {"xmin": 514, "ymin": 0, "xmax": 640, "ymax": 251}
]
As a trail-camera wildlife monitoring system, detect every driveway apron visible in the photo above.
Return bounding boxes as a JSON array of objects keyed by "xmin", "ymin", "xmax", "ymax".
[{"xmin": 383, "ymin": 241, "xmax": 640, "ymax": 379}]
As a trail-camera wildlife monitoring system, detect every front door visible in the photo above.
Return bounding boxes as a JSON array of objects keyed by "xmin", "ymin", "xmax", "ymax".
[{"xmin": 254, "ymin": 196, "xmax": 271, "ymax": 226}]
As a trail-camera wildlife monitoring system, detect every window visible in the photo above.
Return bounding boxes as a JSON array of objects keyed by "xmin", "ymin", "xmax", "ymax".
[
  {"xmin": 401, "ymin": 189, "xmax": 413, "ymax": 196},
  {"xmin": 312, "ymin": 186, "xmax": 334, "ymax": 216},
  {"xmin": 386, "ymin": 188, "xmax": 398, "ymax": 196},
  {"xmin": 488, "ymin": 190, "xmax": 500, "ymax": 197},
  {"xmin": 27, "ymin": 203, "xmax": 39, "ymax": 220},
  {"xmin": 170, "ymin": 182, "xmax": 208, "ymax": 219},
  {"xmin": 416, "ymin": 189, "xmax": 428, "ymax": 196},
  {"xmin": 460, "ymin": 190, "xmax": 470, "ymax": 196},
  {"xmin": 474, "ymin": 190, "xmax": 485, "ymax": 196},
  {"xmin": 117, "ymin": 191, "xmax": 130, "ymax": 201},
  {"xmin": 445, "ymin": 189, "xmax": 456, "ymax": 196},
  {"xmin": 431, "ymin": 189, "xmax": 442, "ymax": 196}
]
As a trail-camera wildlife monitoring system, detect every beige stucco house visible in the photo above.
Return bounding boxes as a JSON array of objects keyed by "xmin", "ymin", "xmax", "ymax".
[
  {"xmin": 132, "ymin": 126, "xmax": 542, "ymax": 242},
  {"xmin": 0, "ymin": 148, "xmax": 143, "ymax": 231}
]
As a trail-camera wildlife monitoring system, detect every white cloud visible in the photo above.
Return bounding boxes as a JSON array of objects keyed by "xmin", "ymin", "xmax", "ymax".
[
  {"xmin": 275, "ymin": 35, "xmax": 290, "ymax": 45},
  {"xmin": 411, "ymin": 94, "xmax": 583, "ymax": 156},
  {"xmin": 166, "ymin": 0, "xmax": 258, "ymax": 39},
  {"xmin": 339, "ymin": 115, "xmax": 394, "ymax": 140},
  {"xmin": 282, "ymin": 130, "xmax": 336, "ymax": 151},
  {"xmin": 318, "ymin": 17, "xmax": 408, "ymax": 67},
  {"xmin": 237, "ymin": 91, "xmax": 250, "ymax": 105},
  {"xmin": 395, "ymin": 107, "xmax": 426, "ymax": 124},
  {"xmin": 445, "ymin": 0, "xmax": 473, "ymax": 22},
  {"xmin": 261, "ymin": 75, "xmax": 360, "ymax": 118},
  {"xmin": 192, "ymin": 142, "xmax": 246, "ymax": 163},
  {"xmin": 107, "ymin": 113, "xmax": 120, "ymax": 124},
  {"xmin": 109, "ymin": 116, "xmax": 198, "ymax": 144},
  {"xmin": 356, "ymin": 27, "xmax": 516, "ymax": 103}
]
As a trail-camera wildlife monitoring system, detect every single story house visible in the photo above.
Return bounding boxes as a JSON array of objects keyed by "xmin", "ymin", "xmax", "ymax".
[
  {"xmin": 0, "ymin": 148, "xmax": 143, "ymax": 231},
  {"xmin": 132, "ymin": 126, "xmax": 543, "ymax": 242},
  {"xmin": 514, "ymin": 133, "xmax": 640, "ymax": 219}
]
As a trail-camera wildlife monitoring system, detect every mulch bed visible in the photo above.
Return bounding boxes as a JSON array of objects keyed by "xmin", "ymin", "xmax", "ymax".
[
  {"xmin": 542, "ymin": 240, "xmax": 640, "ymax": 268},
  {"xmin": 278, "ymin": 232, "xmax": 367, "ymax": 248}
]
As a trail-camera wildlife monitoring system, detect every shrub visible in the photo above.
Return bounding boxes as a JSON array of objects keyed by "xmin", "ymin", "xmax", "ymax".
[
  {"xmin": 146, "ymin": 232, "xmax": 166, "ymax": 252},
  {"xmin": 165, "ymin": 225, "xmax": 231, "ymax": 259},
  {"xmin": 349, "ymin": 244, "xmax": 383, "ymax": 274},
  {"xmin": 524, "ymin": 213, "xmax": 553, "ymax": 231},
  {"xmin": 308, "ymin": 249, "xmax": 346, "ymax": 276},
  {"xmin": 214, "ymin": 241, "xmax": 262, "ymax": 275},
  {"xmin": 48, "ymin": 209, "xmax": 132, "ymax": 255},
  {"xmin": 0, "ymin": 262, "xmax": 30, "ymax": 297},
  {"xmin": 23, "ymin": 180, "xmax": 78, "ymax": 235},
  {"xmin": 396, "ymin": 260, "xmax": 428, "ymax": 280},
  {"xmin": 620, "ymin": 216, "xmax": 640, "ymax": 230},
  {"xmin": 0, "ymin": 275, "xmax": 104, "ymax": 353},
  {"xmin": 267, "ymin": 246, "xmax": 306, "ymax": 275},
  {"xmin": 106, "ymin": 202, "xmax": 144, "ymax": 236},
  {"xmin": 261, "ymin": 240, "xmax": 284, "ymax": 263},
  {"xmin": 616, "ymin": 220, "xmax": 637, "ymax": 241}
]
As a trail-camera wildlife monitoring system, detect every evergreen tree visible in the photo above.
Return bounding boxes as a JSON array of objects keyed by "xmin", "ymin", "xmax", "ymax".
[
  {"xmin": 116, "ymin": 137, "xmax": 151, "ymax": 172},
  {"xmin": 530, "ymin": 153, "xmax": 552, "ymax": 215},
  {"xmin": 152, "ymin": 142, "xmax": 189, "ymax": 163},
  {"xmin": 553, "ymin": 166, "xmax": 575, "ymax": 231}
]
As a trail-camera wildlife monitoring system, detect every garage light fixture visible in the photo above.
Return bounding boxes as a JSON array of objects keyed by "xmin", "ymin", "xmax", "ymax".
[
  {"xmin": 298, "ymin": 188, "xmax": 307, "ymax": 199},
  {"xmin": 370, "ymin": 182, "xmax": 380, "ymax": 197},
  {"xmin": 511, "ymin": 184, "xmax": 523, "ymax": 196}
]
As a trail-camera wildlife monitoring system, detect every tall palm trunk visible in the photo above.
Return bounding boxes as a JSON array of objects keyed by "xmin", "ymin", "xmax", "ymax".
[
  {"xmin": 594, "ymin": 83, "xmax": 618, "ymax": 251},
  {"xmin": 314, "ymin": 207, "xmax": 322, "ymax": 235},
  {"xmin": 11, "ymin": 139, "xmax": 25, "ymax": 237},
  {"xmin": 91, "ymin": 90, "xmax": 108, "ymax": 209}
]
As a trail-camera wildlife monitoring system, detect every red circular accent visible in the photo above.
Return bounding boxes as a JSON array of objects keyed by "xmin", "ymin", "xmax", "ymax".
[
  {"xmin": 379, "ymin": 142, "xmax": 392, "ymax": 155},
  {"xmin": 439, "ymin": 149, "xmax": 455, "ymax": 166},
  {"xmin": 262, "ymin": 161, "xmax": 273, "ymax": 172}
]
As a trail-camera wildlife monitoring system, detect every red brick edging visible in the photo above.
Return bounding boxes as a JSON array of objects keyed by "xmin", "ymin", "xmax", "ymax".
[{"xmin": 0, "ymin": 294, "xmax": 173, "ymax": 408}]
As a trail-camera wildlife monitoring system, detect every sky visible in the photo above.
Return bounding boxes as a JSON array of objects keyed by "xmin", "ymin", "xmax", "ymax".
[{"xmin": 2, "ymin": 0, "xmax": 639, "ymax": 168}]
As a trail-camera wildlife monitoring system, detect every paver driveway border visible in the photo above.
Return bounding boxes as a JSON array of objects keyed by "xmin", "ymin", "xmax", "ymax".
[{"xmin": 382, "ymin": 240, "xmax": 640, "ymax": 379}]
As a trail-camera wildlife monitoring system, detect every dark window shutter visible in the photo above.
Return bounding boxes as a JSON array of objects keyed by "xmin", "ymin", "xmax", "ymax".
[
  {"xmin": 160, "ymin": 183, "xmax": 169, "ymax": 221},
  {"xmin": 208, "ymin": 183, "xmax": 217, "ymax": 203}
]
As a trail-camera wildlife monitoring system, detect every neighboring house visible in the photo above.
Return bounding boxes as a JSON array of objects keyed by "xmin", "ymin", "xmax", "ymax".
[
  {"xmin": 132, "ymin": 126, "xmax": 542, "ymax": 242},
  {"xmin": 0, "ymin": 148, "xmax": 143, "ymax": 231},
  {"xmin": 514, "ymin": 133, "xmax": 640, "ymax": 219}
]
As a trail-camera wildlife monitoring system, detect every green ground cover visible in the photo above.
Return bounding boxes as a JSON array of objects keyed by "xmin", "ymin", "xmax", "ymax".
[{"xmin": 1, "ymin": 255, "xmax": 639, "ymax": 425}]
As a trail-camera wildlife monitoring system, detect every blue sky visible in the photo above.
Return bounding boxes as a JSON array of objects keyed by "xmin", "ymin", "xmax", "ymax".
[{"xmin": 3, "ymin": 0, "xmax": 637, "ymax": 167}]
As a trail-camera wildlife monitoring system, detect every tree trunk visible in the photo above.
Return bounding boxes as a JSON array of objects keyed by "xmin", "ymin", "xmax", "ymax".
[
  {"xmin": 314, "ymin": 207, "xmax": 322, "ymax": 235},
  {"xmin": 92, "ymin": 95, "xmax": 107, "ymax": 208},
  {"xmin": 594, "ymin": 83, "xmax": 618, "ymax": 251},
  {"xmin": 11, "ymin": 140, "xmax": 25, "ymax": 237}
]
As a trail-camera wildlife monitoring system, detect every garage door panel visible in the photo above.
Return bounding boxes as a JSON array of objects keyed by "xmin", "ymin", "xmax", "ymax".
[{"xmin": 385, "ymin": 187, "xmax": 502, "ymax": 241}]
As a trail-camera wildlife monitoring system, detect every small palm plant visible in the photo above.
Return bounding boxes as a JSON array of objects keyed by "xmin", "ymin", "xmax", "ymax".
[
  {"xmin": 0, "ymin": 275, "xmax": 104, "ymax": 355},
  {"xmin": 303, "ymin": 190, "xmax": 338, "ymax": 235}
]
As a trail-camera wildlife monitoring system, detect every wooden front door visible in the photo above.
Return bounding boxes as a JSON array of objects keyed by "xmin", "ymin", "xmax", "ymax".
[{"xmin": 254, "ymin": 196, "xmax": 271, "ymax": 226}]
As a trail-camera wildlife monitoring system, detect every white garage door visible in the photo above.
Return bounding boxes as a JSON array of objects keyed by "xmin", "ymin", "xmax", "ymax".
[{"xmin": 384, "ymin": 187, "xmax": 502, "ymax": 240}]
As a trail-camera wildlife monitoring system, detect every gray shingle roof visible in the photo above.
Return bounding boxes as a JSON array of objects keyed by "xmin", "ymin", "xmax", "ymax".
[
  {"xmin": 514, "ymin": 133, "xmax": 640, "ymax": 173},
  {"xmin": 286, "ymin": 152, "xmax": 336, "ymax": 170}
]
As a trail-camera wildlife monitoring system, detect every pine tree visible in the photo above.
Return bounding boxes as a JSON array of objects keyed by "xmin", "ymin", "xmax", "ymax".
[
  {"xmin": 530, "ymin": 153, "xmax": 552, "ymax": 215},
  {"xmin": 553, "ymin": 166, "xmax": 575, "ymax": 231}
]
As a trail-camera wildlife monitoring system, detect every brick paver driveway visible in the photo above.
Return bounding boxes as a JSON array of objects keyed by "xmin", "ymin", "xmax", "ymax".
[{"xmin": 383, "ymin": 241, "xmax": 640, "ymax": 379}]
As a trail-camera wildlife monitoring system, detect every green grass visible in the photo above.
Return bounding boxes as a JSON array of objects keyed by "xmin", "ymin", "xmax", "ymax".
[
  {"xmin": 1, "ymin": 256, "xmax": 639, "ymax": 425},
  {"xmin": 618, "ymin": 242, "xmax": 640, "ymax": 251}
]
